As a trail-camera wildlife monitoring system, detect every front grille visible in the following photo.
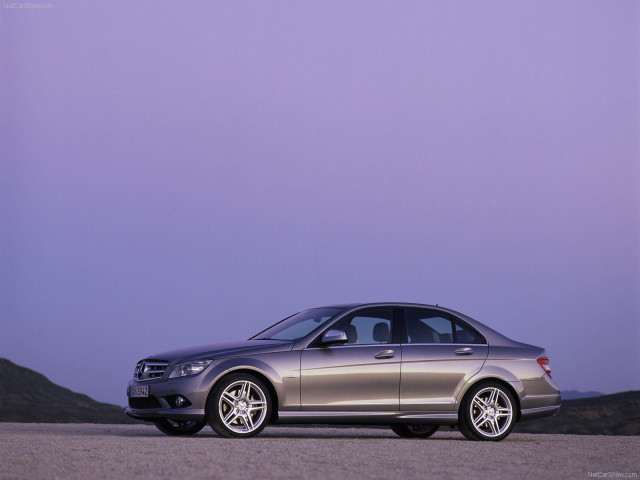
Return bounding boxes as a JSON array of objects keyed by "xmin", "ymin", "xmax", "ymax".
[
  {"xmin": 133, "ymin": 360, "xmax": 169, "ymax": 381},
  {"xmin": 128, "ymin": 396, "xmax": 162, "ymax": 409}
]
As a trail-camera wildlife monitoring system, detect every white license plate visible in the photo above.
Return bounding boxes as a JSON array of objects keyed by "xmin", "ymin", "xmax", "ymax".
[{"xmin": 128, "ymin": 385, "xmax": 149, "ymax": 398}]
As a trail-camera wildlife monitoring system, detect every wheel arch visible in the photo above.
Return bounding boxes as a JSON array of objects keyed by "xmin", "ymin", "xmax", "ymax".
[
  {"xmin": 457, "ymin": 377, "xmax": 522, "ymax": 422},
  {"xmin": 205, "ymin": 367, "xmax": 281, "ymax": 423}
]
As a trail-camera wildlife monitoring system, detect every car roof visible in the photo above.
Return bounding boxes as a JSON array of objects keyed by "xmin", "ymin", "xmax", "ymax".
[
  {"xmin": 317, "ymin": 302, "xmax": 476, "ymax": 321},
  {"xmin": 319, "ymin": 302, "xmax": 442, "ymax": 310}
]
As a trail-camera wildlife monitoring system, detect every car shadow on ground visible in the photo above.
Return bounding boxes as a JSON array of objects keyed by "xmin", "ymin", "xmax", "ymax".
[
  {"xmin": 110, "ymin": 424, "xmax": 542, "ymax": 442},
  {"xmin": 115, "ymin": 429, "xmax": 471, "ymax": 441}
]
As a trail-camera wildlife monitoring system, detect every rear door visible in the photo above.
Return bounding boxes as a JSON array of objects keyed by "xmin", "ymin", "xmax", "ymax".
[{"xmin": 400, "ymin": 308, "xmax": 488, "ymax": 411}]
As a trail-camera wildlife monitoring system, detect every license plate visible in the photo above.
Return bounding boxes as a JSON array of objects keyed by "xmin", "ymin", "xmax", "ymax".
[{"xmin": 128, "ymin": 385, "xmax": 149, "ymax": 398}]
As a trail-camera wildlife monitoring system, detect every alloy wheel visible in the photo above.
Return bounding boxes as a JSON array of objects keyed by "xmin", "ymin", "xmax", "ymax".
[
  {"xmin": 469, "ymin": 386, "xmax": 513, "ymax": 438},
  {"xmin": 218, "ymin": 380, "xmax": 268, "ymax": 435}
]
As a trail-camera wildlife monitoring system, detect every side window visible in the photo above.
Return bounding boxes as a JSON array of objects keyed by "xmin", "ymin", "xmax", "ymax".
[
  {"xmin": 404, "ymin": 309, "xmax": 453, "ymax": 344},
  {"xmin": 454, "ymin": 322, "xmax": 484, "ymax": 344},
  {"xmin": 336, "ymin": 308, "xmax": 393, "ymax": 345}
]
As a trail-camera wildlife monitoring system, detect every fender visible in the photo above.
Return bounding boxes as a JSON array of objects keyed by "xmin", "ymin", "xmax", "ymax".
[{"xmin": 201, "ymin": 352, "xmax": 300, "ymax": 409}]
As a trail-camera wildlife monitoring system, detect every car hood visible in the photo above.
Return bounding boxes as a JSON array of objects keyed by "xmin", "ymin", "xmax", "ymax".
[{"xmin": 143, "ymin": 340, "xmax": 295, "ymax": 364}]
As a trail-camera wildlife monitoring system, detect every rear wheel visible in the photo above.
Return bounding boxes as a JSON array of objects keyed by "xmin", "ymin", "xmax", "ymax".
[
  {"xmin": 207, "ymin": 373, "xmax": 272, "ymax": 438},
  {"xmin": 390, "ymin": 424, "xmax": 439, "ymax": 439},
  {"xmin": 458, "ymin": 382, "xmax": 516, "ymax": 441},
  {"xmin": 153, "ymin": 418, "xmax": 206, "ymax": 436}
]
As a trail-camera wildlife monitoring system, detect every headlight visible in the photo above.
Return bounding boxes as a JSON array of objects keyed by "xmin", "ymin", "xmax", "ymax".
[{"xmin": 169, "ymin": 360, "xmax": 212, "ymax": 378}]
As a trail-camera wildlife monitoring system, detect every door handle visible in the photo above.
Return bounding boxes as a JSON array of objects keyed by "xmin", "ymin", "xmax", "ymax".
[
  {"xmin": 455, "ymin": 347, "xmax": 474, "ymax": 356},
  {"xmin": 374, "ymin": 349, "xmax": 395, "ymax": 359}
]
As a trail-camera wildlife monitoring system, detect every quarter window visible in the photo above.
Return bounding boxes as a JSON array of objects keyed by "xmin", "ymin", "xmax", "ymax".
[{"xmin": 455, "ymin": 322, "xmax": 484, "ymax": 344}]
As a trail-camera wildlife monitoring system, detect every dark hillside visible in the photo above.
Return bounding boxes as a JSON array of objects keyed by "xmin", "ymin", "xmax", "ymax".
[
  {"xmin": 0, "ymin": 358, "xmax": 138, "ymax": 423},
  {"xmin": 514, "ymin": 390, "xmax": 640, "ymax": 435}
]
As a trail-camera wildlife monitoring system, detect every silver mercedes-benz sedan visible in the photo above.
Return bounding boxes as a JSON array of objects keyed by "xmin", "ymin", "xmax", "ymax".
[{"xmin": 126, "ymin": 303, "xmax": 561, "ymax": 441}]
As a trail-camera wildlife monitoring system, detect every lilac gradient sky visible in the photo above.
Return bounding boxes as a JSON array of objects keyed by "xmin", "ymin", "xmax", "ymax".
[{"xmin": 1, "ymin": 1, "xmax": 638, "ymax": 406}]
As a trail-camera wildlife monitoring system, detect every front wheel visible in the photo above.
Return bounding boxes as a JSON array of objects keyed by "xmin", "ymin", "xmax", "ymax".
[
  {"xmin": 458, "ymin": 382, "xmax": 516, "ymax": 441},
  {"xmin": 207, "ymin": 373, "xmax": 272, "ymax": 438},
  {"xmin": 390, "ymin": 424, "xmax": 439, "ymax": 439},
  {"xmin": 153, "ymin": 418, "xmax": 207, "ymax": 436}
]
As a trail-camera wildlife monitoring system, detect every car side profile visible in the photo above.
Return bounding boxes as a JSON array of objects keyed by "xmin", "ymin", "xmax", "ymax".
[{"xmin": 126, "ymin": 303, "xmax": 561, "ymax": 441}]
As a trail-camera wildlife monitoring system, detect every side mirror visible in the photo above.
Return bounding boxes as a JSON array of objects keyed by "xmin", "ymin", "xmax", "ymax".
[{"xmin": 321, "ymin": 329, "xmax": 348, "ymax": 346}]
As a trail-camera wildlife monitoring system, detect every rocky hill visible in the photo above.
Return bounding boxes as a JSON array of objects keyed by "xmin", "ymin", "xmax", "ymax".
[
  {"xmin": 561, "ymin": 389, "xmax": 604, "ymax": 400},
  {"xmin": 0, "ymin": 358, "xmax": 138, "ymax": 423}
]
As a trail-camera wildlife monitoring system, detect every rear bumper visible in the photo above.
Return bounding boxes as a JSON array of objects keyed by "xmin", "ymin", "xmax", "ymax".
[
  {"xmin": 518, "ymin": 375, "xmax": 561, "ymax": 422},
  {"xmin": 520, "ymin": 403, "xmax": 560, "ymax": 421}
]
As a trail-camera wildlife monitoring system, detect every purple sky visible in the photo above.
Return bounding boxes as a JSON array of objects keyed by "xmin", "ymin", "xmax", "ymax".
[{"xmin": 1, "ymin": 1, "xmax": 638, "ymax": 406}]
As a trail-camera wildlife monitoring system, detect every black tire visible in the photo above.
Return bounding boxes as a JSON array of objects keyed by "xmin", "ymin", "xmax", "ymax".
[
  {"xmin": 456, "ymin": 416, "xmax": 482, "ymax": 441},
  {"xmin": 390, "ymin": 424, "xmax": 439, "ymax": 439},
  {"xmin": 153, "ymin": 418, "xmax": 207, "ymax": 436},
  {"xmin": 457, "ymin": 382, "xmax": 516, "ymax": 442},
  {"xmin": 207, "ymin": 373, "xmax": 272, "ymax": 438}
]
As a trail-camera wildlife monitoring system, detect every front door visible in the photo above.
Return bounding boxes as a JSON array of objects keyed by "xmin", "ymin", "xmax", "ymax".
[{"xmin": 300, "ymin": 308, "xmax": 400, "ymax": 411}]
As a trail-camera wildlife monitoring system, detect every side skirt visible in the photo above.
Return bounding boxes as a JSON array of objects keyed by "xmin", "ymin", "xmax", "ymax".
[{"xmin": 276, "ymin": 411, "xmax": 458, "ymax": 425}]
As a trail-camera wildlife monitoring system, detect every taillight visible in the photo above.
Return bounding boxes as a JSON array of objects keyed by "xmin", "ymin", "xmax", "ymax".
[{"xmin": 537, "ymin": 357, "xmax": 552, "ymax": 378}]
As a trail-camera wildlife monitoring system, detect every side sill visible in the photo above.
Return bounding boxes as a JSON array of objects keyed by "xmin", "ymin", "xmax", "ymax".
[{"xmin": 276, "ymin": 411, "xmax": 458, "ymax": 425}]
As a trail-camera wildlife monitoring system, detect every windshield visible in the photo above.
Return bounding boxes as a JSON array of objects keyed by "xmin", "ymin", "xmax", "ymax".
[{"xmin": 251, "ymin": 307, "xmax": 345, "ymax": 341}]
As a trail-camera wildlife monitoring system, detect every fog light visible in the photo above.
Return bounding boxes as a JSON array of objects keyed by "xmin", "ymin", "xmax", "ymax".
[{"xmin": 175, "ymin": 396, "xmax": 185, "ymax": 407}]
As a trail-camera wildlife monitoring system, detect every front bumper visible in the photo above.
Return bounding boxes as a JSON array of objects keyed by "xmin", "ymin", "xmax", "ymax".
[
  {"xmin": 125, "ymin": 375, "xmax": 211, "ymax": 422},
  {"xmin": 125, "ymin": 407, "xmax": 206, "ymax": 422}
]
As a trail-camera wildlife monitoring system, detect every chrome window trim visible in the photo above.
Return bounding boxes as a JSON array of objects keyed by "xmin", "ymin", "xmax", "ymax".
[{"xmin": 303, "ymin": 342, "xmax": 402, "ymax": 351}]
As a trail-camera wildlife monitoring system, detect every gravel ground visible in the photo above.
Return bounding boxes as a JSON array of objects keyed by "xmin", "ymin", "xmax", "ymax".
[{"xmin": 0, "ymin": 423, "xmax": 638, "ymax": 480}]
